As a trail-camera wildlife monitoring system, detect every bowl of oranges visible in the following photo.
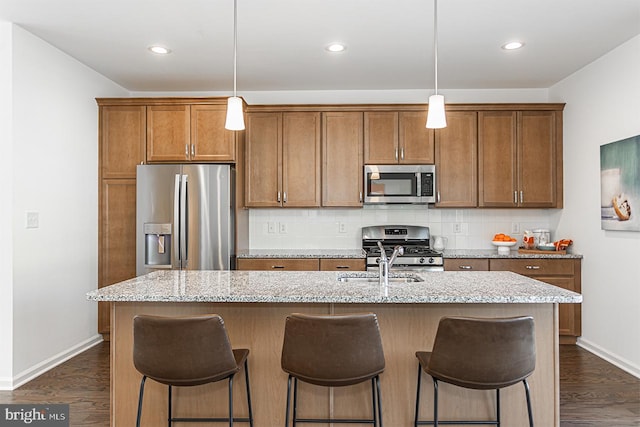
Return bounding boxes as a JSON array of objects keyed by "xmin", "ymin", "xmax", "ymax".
[{"xmin": 492, "ymin": 233, "xmax": 518, "ymax": 255}]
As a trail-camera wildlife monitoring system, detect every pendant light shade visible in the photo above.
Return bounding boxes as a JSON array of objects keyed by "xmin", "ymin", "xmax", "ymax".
[
  {"xmin": 225, "ymin": 96, "xmax": 245, "ymax": 130},
  {"xmin": 426, "ymin": 0, "xmax": 446, "ymax": 129},
  {"xmin": 225, "ymin": 0, "xmax": 245, "ymax": 130},
  {"xmin": 426, "ymin": 94, "xmax": 446, "ymax": 129}
]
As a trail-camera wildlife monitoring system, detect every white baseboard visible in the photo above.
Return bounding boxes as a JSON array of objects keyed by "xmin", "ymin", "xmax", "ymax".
[
  {"xmin": 0, "ymin": 335, "xmax": 103, "ymax": 391},
  {"xmin": 577, "ymin": 337, "xmax": 640, "ymax": 379}
]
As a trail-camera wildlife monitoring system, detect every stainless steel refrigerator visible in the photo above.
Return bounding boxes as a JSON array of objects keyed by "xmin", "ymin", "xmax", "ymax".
[{"xmin": 136, "ymin": 164, "xmax": 235, "ymax": 276}]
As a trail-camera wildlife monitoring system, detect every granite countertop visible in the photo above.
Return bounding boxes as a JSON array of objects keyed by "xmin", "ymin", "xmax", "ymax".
[
  {"xmin": 236, "ymin": 249, "xmax": 366, "ymax": 259},
  {"xmin": 236, "ymin": 248, "xmax": 581, "ymax": 260},
  {"xmin": 87, "ymin": 270, "xmax": 582, "ymax": 304},
  {"xmin": 442, "ymin": 249, "xmax": 583, "ymax": 259}
]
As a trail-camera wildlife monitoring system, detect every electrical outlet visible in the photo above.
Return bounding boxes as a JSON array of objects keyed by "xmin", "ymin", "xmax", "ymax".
[
  {"xmin": 267, "ymin": 222, "xmax": 276, "ymax": 233},
  {"xmin": 338, "ymin": 222, "xmax": 347, "ymax": 233},
  {"xmin": 26, "ymin": 211, "xmax": 39, "ymax": 229},
  {"xmin": 454, "ymin": 223, "xmax": 463, "ymax": 234},
  {"xmin": 279, "ymin": 223, "xmax": 288, "ymax": 234},
  {"xmin": 511, "ymin": 222, "xmax": 520, "ymax": 234}
]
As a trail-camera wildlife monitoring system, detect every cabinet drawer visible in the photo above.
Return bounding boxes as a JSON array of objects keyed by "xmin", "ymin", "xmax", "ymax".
[
  {"xmin": 319, "ymin": 258, "xmax": 365, "ymax": 271},
  {"xmin": 444, "ymin": 258, "xmax": 489, "ymax": 271},
  {"xmin": 490, "ymin": 259, "xmax": 574, "ymax": 276},
  {"xmin": 236, "ymin": 258, "xmax": 319, "ymax": 271}
]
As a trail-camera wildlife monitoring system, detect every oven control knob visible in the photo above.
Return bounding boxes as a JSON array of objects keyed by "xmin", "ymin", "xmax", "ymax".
[
  {"xmin": 428, "ymin": 257, "xmax": 434, "ymax": 264},
  {"xmin": 419, "ymin": 257, "xmax": 425, "ymax": 264}
]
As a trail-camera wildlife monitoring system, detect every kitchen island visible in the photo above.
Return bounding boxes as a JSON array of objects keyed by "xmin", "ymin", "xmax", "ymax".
[{"xmin": 87, "ymin": 270, "xmax": 581, "ymax": 427}]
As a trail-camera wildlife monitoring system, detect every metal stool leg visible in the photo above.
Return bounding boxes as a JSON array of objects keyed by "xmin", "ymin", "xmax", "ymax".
[
  {"xmin": 292, "ymin": 378, "xmax": 299, "ymax": 427},
  {"xmin": 414, "ymin": 364, "xmax": 422, "ymax": 427},
  {"xmin": 496, "ymin": 388, "xmax": 500, "ymax": 427},
  {"xmin": 523, "ymin": 379, "xmax": 534, "ymax": 427},
  {"xmin": 244, "ymin": 359, "xmax": 254, "ymax": 427},
  {"xmin": 285, "ymin": 375, "xmax": 292, "ymax": 427},
  {"xmin": 371, "ymin": 378, "xmax": 378, "ymax": 427},
  {"xmin": 168, "ymin": 385, "xmax": 172, "ymax": 427},
  {"xmin": 433, "ymin": 378, "xmax": 439, "ymax": 427},
  {"xmin": 376, "ymin": 375, "xmax": 383, "ymax": 427},
  {"xmin": 228, "ymin": 375, "xmax": 234, "ymax": 427},
  {"xmin": 136, "ymin": 376, "xmax": 147, "ymax": 427}
]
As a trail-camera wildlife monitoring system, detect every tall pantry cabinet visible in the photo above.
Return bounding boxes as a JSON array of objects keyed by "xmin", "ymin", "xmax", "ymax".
[{"xmin": 97, "ymin": 104, "xmax": 145, "ymax": 337}]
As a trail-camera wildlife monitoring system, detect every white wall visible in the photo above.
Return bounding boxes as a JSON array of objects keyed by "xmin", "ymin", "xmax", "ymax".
[
  {"xmin": 0, "ymin": 22, "xmax": 15, "ymax": 388},
  {"xmin": 550, "ymin": 35, "xmax": 640, "ymax": 376},
  {"xmin": 8, "ymin": 25, "xmax": 128, "ymax": 387}
]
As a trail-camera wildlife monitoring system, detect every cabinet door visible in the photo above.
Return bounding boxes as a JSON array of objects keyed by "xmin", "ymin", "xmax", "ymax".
[
  {"xmin": 245, "ymin": 113, "xmax": 282, "ymax": 207},
  {"xmin": 444, "ymin": 258, "xmax": 489, "ymax": 271},
  {"xmin": 364, "ymin": 112, "xmax": 399, "ymax": 164},
  {"xmin": 236, "ymin": 258, "xmax": 319, "ymax": 270},
  {"xmin": 283, "ymin": 112, "xmax": 321, "ymax": 207},
  {"xmin": 99, "ymin": 179, "xmax": 137, "ymax": 334},
  {"xmin": 537, "ymin": 276, "xmax": 581, "ymax": 338},
  {"xmin": 190, "ymin": 104, "xmax": 236, "ymax": 162},
  {"xmin": 319, "ymin": 258, "xmax": 366, "ymax": 271},
  {"xmin": 435, "ymin": 111, "xmax": 478, "ymax": 207},
  {"xmin": 322, "ymin": 112, "xmax": 364, "ymax": 207},
  {"xmin": 146, "ymin": 105, "xmax": 191, "ymax": 162},
  {"xmin": 478, "ymin": 111, "xmax": 517, "ymax": 207},
  {"xmin": 518, "ymin": 111, "xmax": 557, "ymax": 207},
  {"xmin": 100, "ymin": 106, "xmax": 146, "ymax": 179},
  {"xmin": 399, "ymin": 111, "xmax": 435, "ymax": 164}
]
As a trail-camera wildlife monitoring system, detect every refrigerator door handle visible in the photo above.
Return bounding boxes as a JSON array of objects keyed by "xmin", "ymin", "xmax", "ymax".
[
  {"xmin": 173, "ymin": 174, "xmax": 181, "ymax": 266},
  {"xmin": 180, "ymin": 174, "xmax": 189, "ymax": 265}
]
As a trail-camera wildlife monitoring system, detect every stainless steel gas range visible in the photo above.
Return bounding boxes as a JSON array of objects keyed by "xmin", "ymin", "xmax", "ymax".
[{"xmin": 362, "ymin": 225, "xmax": 444, "ymax": 271}]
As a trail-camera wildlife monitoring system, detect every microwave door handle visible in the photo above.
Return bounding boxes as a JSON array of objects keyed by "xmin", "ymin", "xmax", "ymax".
[
  {"xmin": 180, "ymin": 174, "xmax": 188, "ymax": 266},
  {"xmin": 416, "ymin": 172, "xmax": 421, "ymax": 200}
]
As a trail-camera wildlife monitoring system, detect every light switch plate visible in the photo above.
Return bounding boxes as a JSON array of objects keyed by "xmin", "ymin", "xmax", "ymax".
[
  {"xmin": 267, "ymin": 222, "xmax": 276, "ymax": 233},
  {"xmin": 279, "ymin": 223, "xmax": 288, "ymax": 234},
  {"xmin": 26, "ymin": 211, "xmax": 39, "ymax": 229}
]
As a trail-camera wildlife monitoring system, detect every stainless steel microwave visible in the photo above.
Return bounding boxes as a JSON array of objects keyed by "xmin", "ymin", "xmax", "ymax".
[{"xmin": 364, "ymin": 165, "xmax": 436, "ymax": 204}]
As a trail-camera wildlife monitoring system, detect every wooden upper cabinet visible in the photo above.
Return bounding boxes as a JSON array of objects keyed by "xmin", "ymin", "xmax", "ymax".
[
  {"xmin": 518, "ymin": 111, "xmax": 557, "ymax": 207},
  {"xmin": 479, "ymin": 110, "xmax": 559, "ymax": 207},
  {"xmin": 399, "ymin": 111, "xmax": 435, "ymax": 164},
  {"xmin": 282, "ymin": 112, "xmax": 321, "ymax": 207},
  {"xmin": 364, "ymin": 111, "xmax": 434, "ymax": 164},
  {"xmin": 146, "ymin": 105, "xmax": 191, "ymax": 162},
  {"xmin": 478, "ymin": 111, "xmax": 518, "ymax": 207},
  {"xmin": 322, "ymin": 112, "xmax": 364, "ymax": 207},
  {"xmin": 245, "ymin": 112, "xmax": 282, "ymax": 207},
  {"xmin": 190, "ymin": 104, "xmax": 236, "ymax": 162},
  {"xmin": 100, "ymin": 106, "xmax": 146, "ymax": 178},
  {"xmin": 435, "ymin": 111, "xmax": 478, "ymax": 207}
]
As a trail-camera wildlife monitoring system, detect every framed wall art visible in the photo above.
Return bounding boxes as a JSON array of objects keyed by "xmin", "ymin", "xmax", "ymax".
[{"xmin": 600, "ymin": 134, "xmax": 640, "ymax": 231}]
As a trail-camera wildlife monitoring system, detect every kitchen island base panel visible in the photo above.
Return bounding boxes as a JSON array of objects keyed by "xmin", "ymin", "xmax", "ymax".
[{"xmin": 112, "ymin": 302, "xmax": 558, "ymax": 427}]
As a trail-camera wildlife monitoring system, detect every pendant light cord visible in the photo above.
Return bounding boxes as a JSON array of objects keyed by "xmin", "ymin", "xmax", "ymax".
[
  {"xmin": 433, "ymin": 0, "xmax": 438, "ymax": 95},
  {"xmin": 233, "ymin": 0, "xmax": 238, "ymax": 97}
]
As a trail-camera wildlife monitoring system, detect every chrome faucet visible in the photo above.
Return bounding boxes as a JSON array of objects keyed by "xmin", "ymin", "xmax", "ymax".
[{"xmin": 377, "ymin": 241, "xmax": 404, "ymax": 287}]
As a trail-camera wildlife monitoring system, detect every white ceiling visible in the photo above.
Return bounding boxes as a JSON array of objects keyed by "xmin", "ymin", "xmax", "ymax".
[{"xmin": 1, "ymin": 0, "xmax": 639, "ymax": 92}]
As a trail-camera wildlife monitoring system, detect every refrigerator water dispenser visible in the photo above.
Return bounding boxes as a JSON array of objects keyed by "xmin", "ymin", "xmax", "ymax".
[{"xmin": 144, "ymin": 223, "xmax": 172, "ymax": 268}]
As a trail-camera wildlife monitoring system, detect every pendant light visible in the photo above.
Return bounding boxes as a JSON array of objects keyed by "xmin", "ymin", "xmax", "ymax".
[
  {"xmin": 426, "ymin": 0, "xmax": 446, "ymax": 129},
  {"xmin": 225, "ymin": 0, "xmax": 245, "ymax": 130}
]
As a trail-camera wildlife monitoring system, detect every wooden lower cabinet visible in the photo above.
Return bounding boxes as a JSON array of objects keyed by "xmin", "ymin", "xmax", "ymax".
[
  {"xmin": 237, "ymin": 258, "xmax": 319, "ymax": 271},
  {"xmin": 443, "ymin": 258, "xmax": 489, "ymax": 271},
  {"xmin": 237, "ymin": 257, "xmax": 365, "ymax": 271},
  {"xmin": 319, "ymin": 258, "xmax": 365, "ymax": 271},
  {"xmin": 489, "ymin": 258, "xmax": 581, "ymax": 343}
]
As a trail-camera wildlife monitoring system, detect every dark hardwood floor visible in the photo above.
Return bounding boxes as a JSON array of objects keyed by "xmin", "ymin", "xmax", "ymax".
[{"xmin": 1, "ymin": 342, "xmax": 638, "ymax": 426}]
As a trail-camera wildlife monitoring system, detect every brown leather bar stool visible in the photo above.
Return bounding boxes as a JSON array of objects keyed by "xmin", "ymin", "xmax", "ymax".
[
  {"xmin": 133, "ymin": 314, "xmax": 254, "ymax": 427},
  {"xmin": 281, "ymin": 312, "xmax": 386, "ymax": 427},
  {"xmin": 414, "ymin": 316, "xmax": 535, "ymax": 427}
]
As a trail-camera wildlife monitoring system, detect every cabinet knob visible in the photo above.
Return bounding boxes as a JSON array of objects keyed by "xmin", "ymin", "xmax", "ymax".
[
  {"xmin": 520, "ymin": 190, "xmax": 524, "ymax": 204},
  {"xmin": 359, "ymin": 191, "xmax": 363, "ymax": 203},
  {"xmin": 514, "ymin": 191, "xmax": 518, "ymax": 204},
  {"xmin": 459, "ymin": 265, "xmax": 472, "ymax": 270},
  {"xmin": 271, "ymin": 265, "xmax": 285, "ymax": 269},
  {"xmin": 185, "ymin": 144, "xmax": 189, "ymax": 158},
  {"xmin": 395, "ymin": 148, "xmax": 398, "ymax": 160},
  {"xmin": 283, "ymin": 192, "xmax": 287, "ymax": 203},
  {"xmin": 191, "ymin": 144, "xmax": 195, "ymax": 156},
  {"xmin": 335, "ymin": 265, "xmax": 350, "ymax": 269},
  {"xmin": 277, "ymin": 191, "xmax": 281, "ymax": 203},
  {"xmin": 401, "ymin": 147, "xmax": 405, "ymax": 160}
]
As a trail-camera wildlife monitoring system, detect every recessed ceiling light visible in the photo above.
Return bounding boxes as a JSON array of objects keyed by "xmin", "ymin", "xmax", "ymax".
[
  {"xmin": 502, "ymin": 41, "xmax": 524, "ymax": 50},
  {"xmin": 326, "ymin": 43, "xmax": 346, "ymax": 53},
  {"xmin": 148, "ymin": 45, "xmax": 172, "ymax": 55}
]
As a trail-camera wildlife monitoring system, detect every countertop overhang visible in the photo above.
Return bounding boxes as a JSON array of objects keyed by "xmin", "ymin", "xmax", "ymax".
[{"xmin": 87, "ymin": 270, "xmax": 582, "ymax": 304}]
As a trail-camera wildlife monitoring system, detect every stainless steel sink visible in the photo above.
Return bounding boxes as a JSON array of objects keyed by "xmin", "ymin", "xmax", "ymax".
[{"xmin": 337, "ymin": 273, "xmax": 424, "ymax": 283}]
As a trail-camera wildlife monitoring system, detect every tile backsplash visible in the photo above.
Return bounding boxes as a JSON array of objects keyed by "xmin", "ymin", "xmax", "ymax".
[{"xmin": 248, "ymin": 206, "xmax": 561, "ymax": 250}]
